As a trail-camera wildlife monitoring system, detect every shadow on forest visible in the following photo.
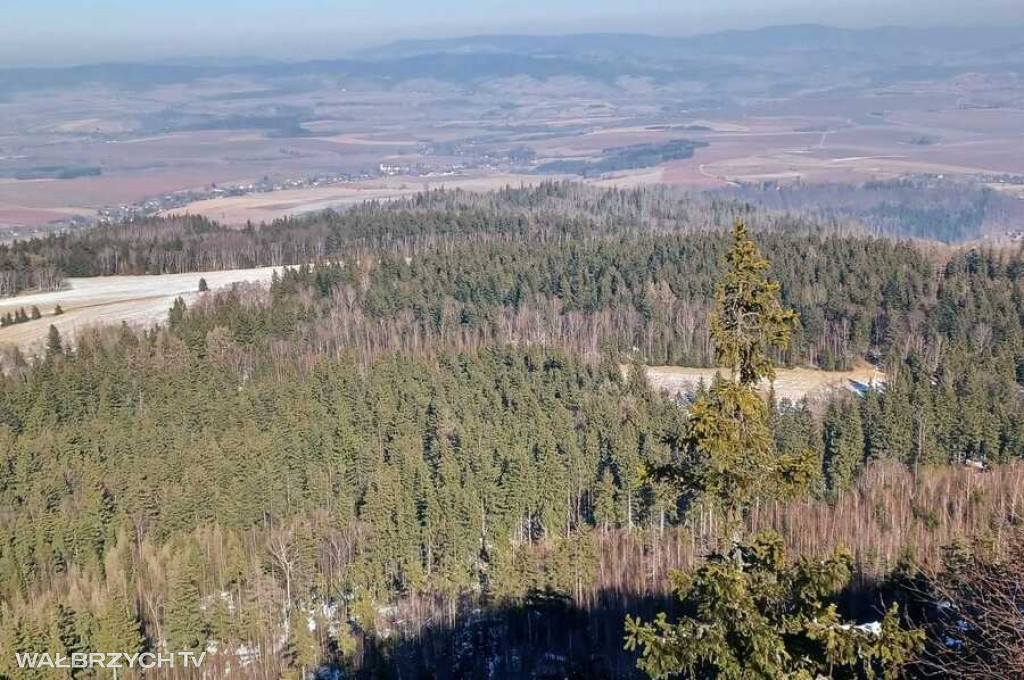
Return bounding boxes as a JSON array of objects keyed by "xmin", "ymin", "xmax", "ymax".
[
  {"xmin": 351, "ymin": 588, "xmax": 676, "ymax": 680},
  {"xmin": 345, "ymin": 575, "xmax": 900, "ymax": 680}
]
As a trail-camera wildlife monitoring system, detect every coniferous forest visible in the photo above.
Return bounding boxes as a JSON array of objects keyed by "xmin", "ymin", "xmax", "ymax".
[{"xmin": 0, "ymin": 183, "xmax": 1022, "ymax": 679}]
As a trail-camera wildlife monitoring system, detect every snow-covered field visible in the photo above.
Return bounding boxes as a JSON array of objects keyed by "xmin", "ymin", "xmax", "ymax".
[{"xmin": 0, "ymin": 266, "xmax": 283, "ymax": 352}]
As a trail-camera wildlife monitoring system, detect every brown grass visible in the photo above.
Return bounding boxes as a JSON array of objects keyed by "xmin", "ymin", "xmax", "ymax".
[
  {"xmin": 168, "ymin": 173, "xmax": 552, "ymax": 224},
  {"xmin": 644, "ymin": 363, "xmax": 885, "ymax": 402}
]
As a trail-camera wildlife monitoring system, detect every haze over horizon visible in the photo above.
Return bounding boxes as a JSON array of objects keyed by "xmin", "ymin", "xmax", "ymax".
[
  {"xmin": 2, "ymin": 0, "xmax": 1022, "ymax": 67},
  {"xmin": 2, "ymin": 0, "xmax": 1024, "ymax": 677}
]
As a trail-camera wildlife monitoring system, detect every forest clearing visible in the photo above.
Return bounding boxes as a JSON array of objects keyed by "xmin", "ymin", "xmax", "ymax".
[
  {"xmin": 644, "ymin": 363, "xmax": 886, "ymax": 402},
  {"xmin": 0, "ymin": 265, "xmax": 282, "ymax": 351}
]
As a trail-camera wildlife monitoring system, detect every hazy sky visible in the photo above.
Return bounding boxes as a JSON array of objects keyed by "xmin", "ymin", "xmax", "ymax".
[{"xmin": 1, "ymin": 0, "xmax": 1021, "ymax": 66}]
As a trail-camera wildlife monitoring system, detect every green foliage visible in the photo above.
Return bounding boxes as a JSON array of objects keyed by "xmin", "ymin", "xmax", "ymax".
[
  {"xmin": 629, "ymin": 225, "xmax": 922, "ymax": 679},
  {"xmin": 93, "ymin": 593, "xmax": 144, "ymax": 658},
  {"xmin": 670, "ymin": 378, "xmax": 778, "ymax": 513},
  {"xmin": 1, "ymin": 185, "xmax": 1022, "ymax": 678},
  {"xmin": 164, "ymin": 549, "xmax": 207, "ymax": 654},
  {"xmin": 660, "ymin": 225, "xmax": 811, "ymax": 517},
  {"xmin": 824, "ymin": 399, "xmax": 866, "ymax": 493},
  {"xmin": 282, "ymin": 612, "xmax": 321, "ymax": 677},
  {"xmin": 625, "ymin": 532, "xmax": 924, "ymax": 680},
  {"xmin": 710, "ymin": 222, "xmax": 800, "ymax": 386},
  {"xmin": 547, "ymin": 530, "xmax": 598, "ymax": 601}
]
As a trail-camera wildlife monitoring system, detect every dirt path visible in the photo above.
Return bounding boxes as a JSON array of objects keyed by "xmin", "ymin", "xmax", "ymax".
[{"xmin": 0, "ymin": 265, "xmax": 283, "ymax": 353}]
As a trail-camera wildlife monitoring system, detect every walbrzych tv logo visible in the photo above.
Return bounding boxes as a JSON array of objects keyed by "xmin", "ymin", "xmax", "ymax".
[{"xmin": 15, "ymin": 652, "xmax": 206, "ymax": 670}]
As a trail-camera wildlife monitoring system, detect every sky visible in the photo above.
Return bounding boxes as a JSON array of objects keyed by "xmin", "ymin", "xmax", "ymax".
[{"xmin": 1, "ymin": 0, "xmax": 1022, "ymax": 66}]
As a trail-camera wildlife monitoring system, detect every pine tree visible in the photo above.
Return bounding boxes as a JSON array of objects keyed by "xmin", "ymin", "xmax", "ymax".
[
  {"xmin": 627, "ymin": 224, "xmax": 922, "ymax": 679},
  {"xmin": 626, "ymin": 532, "xmax": 924, "ymax": 679},
  {"xmin": 168, "ymin": 297, "xmax": 187, "ymax": 331},
  {"xmin": 660, "ymin": 223, "xmax": 804, "ymax": 518},
  {"xmin": 94, "ymin": 593, "xmax": 144, "ymax": 659},
  {"xmin": 823, "ymin": 399, "xmax": 866, "ymax": 493},
  {"xmin": 45, "ymin": 325, "xmax": 63, "ymax": 356},
  {"xmin": 51, "ymin": 603, "xmax": 85, "ymax": 680},
  {"xmin": 547, "ymin": 529, "xmax": 597, "ymax": 602},
  {"xmin": 710, "ymin": 221, "xmax": 800, "ymax": 386},
  {"xmin": 592, "ymin": 468, "xmax": 619, "ymax": 531},
  {"xmin": 164, "ymin": 549, "xmax": 207, "ymax": 654},
  {"xmin": 876, "ymin": 371, "xmax": 914, "ymax": 462},
  {"xmin": 282, "ymin": 612, "xmax": 321, "ymax": 680}
]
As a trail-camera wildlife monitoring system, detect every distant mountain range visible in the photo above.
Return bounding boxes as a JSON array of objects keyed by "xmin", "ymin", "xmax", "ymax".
[
  {"xmin": 0, "ymin": 24, "xmax": 1021, "ymax": 95},
  {"xmin": 352, "ymin": 24, "xmax": 1024, "ymax": 59}
]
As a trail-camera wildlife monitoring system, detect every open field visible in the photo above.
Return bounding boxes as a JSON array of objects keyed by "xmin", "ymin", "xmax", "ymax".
[
  {"xmin": 644, "ymin": 364, "xmax": 886, "ymax": 402},
  {"xmin": 0, "ymin": 266, "xmax": 282, "ymax": 352},
  {"xmin": 163, "ymin": 172, "xmax": 552, "ymax": 224}
]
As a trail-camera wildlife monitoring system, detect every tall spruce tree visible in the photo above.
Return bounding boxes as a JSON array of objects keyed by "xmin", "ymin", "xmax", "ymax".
[
  {"xmin": 627, "ymin": 223, "xmax": 922, "ymax": 679},
  {"xmin": 164, "ymin": 549, "xmax": 207, "ymax": 654},
  {"xmin": 660, "ymin": 222, "xmax": 807, "ymax": 518},
  {"xmin": 710, "ymin": 221, "xmax": 799, "ymax": 386},
  {"xmin": 45, "ymin": 325, "xmax": 63, "ymax": 357},
  {"xmin": 823, "ymin": 399, "xmax": 866, "ymax": 494}
]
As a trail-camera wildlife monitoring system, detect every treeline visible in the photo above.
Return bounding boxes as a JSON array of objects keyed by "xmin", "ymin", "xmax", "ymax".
[
  {"xmin": 0, "ymin": 305, "xmax": 62, "ymax": 328},
  {"xmin": 535, "ymin": 139, "xmax": 709, "ymax": 177},
  {"xmin": 0, "ymin": 182, "xmax": 828, "ymax": 296},
  {"xmin": 171, "ymin": 229, "xmax": 1024, "ymax": 380},
  {"xmin": 719, "ymin": 177, "xmax": 1024, "ymax": 242},
  {"xmin": 2, "ymin": 180, "xmax": 1010, "ymax": 297}
]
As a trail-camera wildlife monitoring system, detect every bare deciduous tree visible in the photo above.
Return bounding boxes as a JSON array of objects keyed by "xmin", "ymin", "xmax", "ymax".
[{"xmin": 916, "ymin": 534, "xmax": 1024, "ymax": 680}]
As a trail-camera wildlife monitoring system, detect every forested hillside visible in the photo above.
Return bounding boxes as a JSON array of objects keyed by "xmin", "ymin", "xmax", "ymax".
[
  {"xmin": 0, "ymin": 185, "xmax": 1022, "ymax": 679},
  {"xmin": 2, "ymin": 181, "xmax": 1017, "ymax": 297}
]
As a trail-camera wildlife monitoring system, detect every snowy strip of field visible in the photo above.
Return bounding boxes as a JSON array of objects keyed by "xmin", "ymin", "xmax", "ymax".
[{"xmin": 0, "ymin": 266, "xmax": 283, "ymax": 353}]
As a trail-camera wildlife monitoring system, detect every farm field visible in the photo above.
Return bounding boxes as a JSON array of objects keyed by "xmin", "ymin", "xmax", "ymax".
[
  {"xmin": 0, "ymin": 265, "xmax": 282, "ymax": 352},
  {"xmin": 164, "ymin": 172, "xmax": 551, "ymax": 224},
  {"xmin": 2, "ymin": 27, "xmax": 1023, "ymax": 234}
]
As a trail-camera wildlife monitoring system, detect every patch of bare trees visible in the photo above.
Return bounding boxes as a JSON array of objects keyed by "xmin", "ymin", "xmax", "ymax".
[{"xmin": 916, "ymin": 532, "xmax": 1024, "ymax": 679}]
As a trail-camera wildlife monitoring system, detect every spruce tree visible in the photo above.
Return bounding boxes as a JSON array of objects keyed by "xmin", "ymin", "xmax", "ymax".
[
  {"xmin": 164, "ymin": 549, "xmax": 207, "ymax": 654},
  {"xmin": 627, "ymin": 224, "xmax": 922, "ymax": 679},
  {"xmin": 660, "ymin": 222, "xmax": 806, "ymax": 518},
  {"xmin": 282, "ymin": 612, "xmax": 321, "ymax": 680},
  {"xmin": 45, "ymin": 325, "xmax": 63, "ymax": 357},
  {"xmin": 823, "ymin": 399, "xmax": 866, "ymax": 493},
  {"xmin": 626, "ymin": 532, "xmax": 924, "ymax": 679},
  {"xmin": 592, "ymin": 469, "xmax": 619, "ymax": 531},
  {"xmin": 94, "ymin": 593, "xmax": 144, "ymax": 658},
  {"xmin": 710, "ymin": 221, "xmax": 799, "ymax": 386}
]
